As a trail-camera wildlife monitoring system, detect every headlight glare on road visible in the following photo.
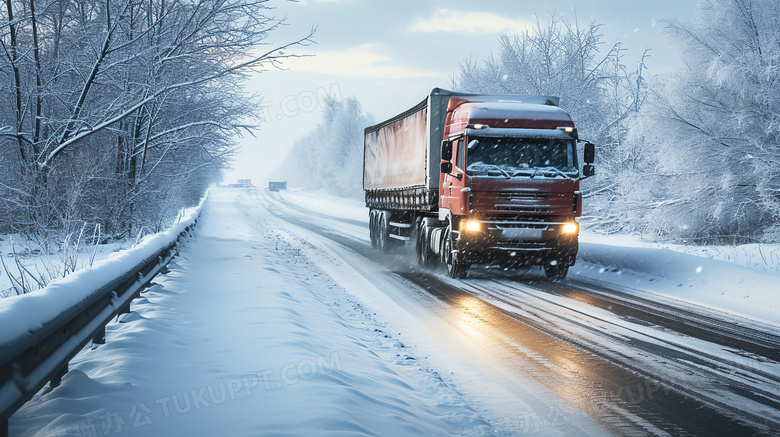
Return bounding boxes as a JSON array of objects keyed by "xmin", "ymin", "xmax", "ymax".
[{"xmin": 562, "ymin": 222, "xmax": 579, "ymax": 234}]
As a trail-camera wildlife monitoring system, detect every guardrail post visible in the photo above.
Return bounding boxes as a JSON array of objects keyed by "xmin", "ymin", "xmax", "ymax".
[
  {"xmin": 50, "ymin": 365, "xmax": 67, "ymax": 388},
  {"xmin": 158, "ymin": 255, "xmax": 170, "ymax": 274},
  {"xmin": 93, "ymin": 326, "xmax": 106, "ymax": 345}
]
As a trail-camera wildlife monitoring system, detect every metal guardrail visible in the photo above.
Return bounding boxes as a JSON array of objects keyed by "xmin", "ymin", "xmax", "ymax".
[{"xmin": 0, "ymin": 218, "xmax": 199, "ymax": 437}]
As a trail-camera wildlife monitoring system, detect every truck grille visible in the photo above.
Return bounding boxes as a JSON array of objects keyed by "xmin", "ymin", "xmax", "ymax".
[
  {"xmin": 471, "ymin": 190, "xmax": 575, "ymax": 217},
  {"xmin": 494, "ymin": 191, "xmax": 550, "ymax": 213},
  {"xmin": 481, "ymin": 216, "xmax": 550, "ymax": 229}
]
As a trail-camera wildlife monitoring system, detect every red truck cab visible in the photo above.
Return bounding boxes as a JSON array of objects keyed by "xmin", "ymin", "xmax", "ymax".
[{"xmin": 437, "ymin": 97, "xmax": 593, "ymax": 278}]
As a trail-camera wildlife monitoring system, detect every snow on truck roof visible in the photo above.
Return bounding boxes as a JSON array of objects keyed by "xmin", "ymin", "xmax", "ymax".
[
  {"xmin": 457, "ymin": 101, "xmax": 573, "ymax": 123},
  {"xmin": 364, "ymin": 88, "xmax": 564, "ymax": 134},
  {"xmin": 430, "ymin": 87, "xmax": 560, "ymax": 107}
]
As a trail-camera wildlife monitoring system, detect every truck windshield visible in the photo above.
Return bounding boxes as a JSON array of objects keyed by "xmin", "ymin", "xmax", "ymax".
[{"xmin": 466, "ymin": 137, "xmax": 577, "ymax": 177}]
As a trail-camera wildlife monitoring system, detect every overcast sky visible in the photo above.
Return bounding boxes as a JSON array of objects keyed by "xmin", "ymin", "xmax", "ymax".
[{"xmin": 228, "ymin": 0, "xmax": 699, "ymax": 185}]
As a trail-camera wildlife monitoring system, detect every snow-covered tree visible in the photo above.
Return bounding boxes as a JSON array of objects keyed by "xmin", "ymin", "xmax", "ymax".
[
  {"xmin": 625, "ymin": 0, "xmax": 780, "ymax": 242},
  {"xmin": 1, "ymin": 0, "xmax": 312, "ymax": 236},
  {"xmin": 277, "ymin": 96, "xmax": 373, "ymax": 199}
]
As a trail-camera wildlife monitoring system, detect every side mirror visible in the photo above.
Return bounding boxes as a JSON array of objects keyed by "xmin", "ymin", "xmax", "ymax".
[
  {"xmin": 582, "ymin": 164, "xmax": 595, "ymax": 178},
  {"xmin": 441, "ymin": 141, "xmax": 453, "ymax": 161},
  {"xmin": 583, "ymin": 142, "xmax": 595, "ymax": 164},
  {"xmin": 440, "ymin": 162, "xmax": 453, "ymax": 174}
]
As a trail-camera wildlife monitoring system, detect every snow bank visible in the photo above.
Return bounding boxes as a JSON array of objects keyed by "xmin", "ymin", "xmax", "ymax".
[
  {"xmin": 0, "ymin": 197, "xmax": 205, "ymax": 350},
  {"xmin": 580, "ymin": 232, "xmax": 780, "ymax": 273},
  {"xmin": 576, "ymin": 241, "xmax": 780, "ymax": 325},
  {"xmin": 0, "ymin": 238, "xmax": 133, "ymax": 298}
]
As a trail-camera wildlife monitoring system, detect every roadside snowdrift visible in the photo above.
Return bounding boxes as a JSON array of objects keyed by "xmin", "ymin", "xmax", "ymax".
[
  {"xmin": 0, "ymin": 200, "xmax": 203, "ymax": 349},
  {"xmin": 576, "ymin": 241, "xmax": 780, "ymax": 325}
]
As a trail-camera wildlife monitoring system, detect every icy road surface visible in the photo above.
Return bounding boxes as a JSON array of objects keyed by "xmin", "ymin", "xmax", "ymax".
[{"xmin": 11, "ymin": 187, "xmax": 780, "ymax": 436}]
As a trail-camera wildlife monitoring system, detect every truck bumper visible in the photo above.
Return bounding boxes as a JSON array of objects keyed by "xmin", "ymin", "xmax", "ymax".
[{"xmin": 456, "ymin": 226, "xmax": 578, "ymax": 267}]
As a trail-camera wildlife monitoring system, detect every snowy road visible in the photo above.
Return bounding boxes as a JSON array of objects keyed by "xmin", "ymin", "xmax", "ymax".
[
  {"xmin": 260, "ymin": 189, "xmax": 780, "ymax": 436},
  {"xmin": 11, "ymin": 187, "xmax": 780, "ymax": 436}
]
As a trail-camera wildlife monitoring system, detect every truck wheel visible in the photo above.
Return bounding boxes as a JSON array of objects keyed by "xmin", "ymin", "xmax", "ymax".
[
  {"xmin": 377, "ymin": 213, "xmax": 387, "ymax": 252},
  {"xmin": 378, "ymin": 213, "xmax": 393, "ymax": 253},
  {"xmin": 544, "ymin": 260, "xmax": 569, "ymax": 281},
  {"xmin": 416, "ymin": 224, "xmax": 434, "ymax": 269},
  {"xmin": 369, "ymin": 211, "xmax": 378, "ymax": 248},
  {"xmin": 443, "ymin": 228, "xmax": 469, "ymax": 279}
]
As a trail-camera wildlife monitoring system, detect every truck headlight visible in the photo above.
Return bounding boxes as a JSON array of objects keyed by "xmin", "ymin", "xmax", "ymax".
[
  {"xmin": 464, "ymin": 220, "xmax": 482, "ymax": 232},
  {"xmin": 561, "ymin": 222, "xmax": 579, "ymax": 234}
]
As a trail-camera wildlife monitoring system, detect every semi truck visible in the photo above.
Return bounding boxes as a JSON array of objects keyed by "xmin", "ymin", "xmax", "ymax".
[
  {"xmin": 268, "ymin": 181, "xmax": 287, "ymax": 192},
  {"xmin": 363, "ymin": 88, "xmax": 595, "ymax": 279}
]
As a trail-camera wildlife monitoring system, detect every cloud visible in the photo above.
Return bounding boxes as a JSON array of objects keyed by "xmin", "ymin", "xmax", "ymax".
[
  {"xmin": 280, "ymin": 44, "xmax": 443, "ymax": 79},
  {"xmin": 409, "ymin": 8, "xmax": 533, "ymax": 34}
]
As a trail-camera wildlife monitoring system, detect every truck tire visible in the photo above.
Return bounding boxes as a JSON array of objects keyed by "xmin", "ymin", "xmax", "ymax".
[
  {"xmin": 544, "ymin": 260, "xmax": 569, "ymax": 281},
  {"xmin": 442, "ymin": 227, "xmax": 469, "ymax": 279},
  {"xmin": 377, "ymin": 213, "xmax": 389, "ymax": 252},
  {"xmin": 416, "ymin": 223, "xmax": 435, "ymax": 269},
  {"xmin": 369, "ymin": 211, "xmax": 378, "ymax": 248}
]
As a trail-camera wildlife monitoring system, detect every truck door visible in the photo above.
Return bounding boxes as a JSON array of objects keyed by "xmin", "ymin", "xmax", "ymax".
[{"xmin": 440, "ymin": 138, "xmax": 468, "ymax": 215}]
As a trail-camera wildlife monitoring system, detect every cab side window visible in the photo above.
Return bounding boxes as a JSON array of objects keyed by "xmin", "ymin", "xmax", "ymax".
[{"xmin": 455, "ymin": 139, "xmax": 465, "ymax": 170}]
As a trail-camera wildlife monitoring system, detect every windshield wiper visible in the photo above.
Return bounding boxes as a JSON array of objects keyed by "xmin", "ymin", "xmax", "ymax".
[
  {"xmin": 529, "ymin": 167, "xmax": 574, "ymax": 179},
  {"xmin": 472, "ymin": 163, "xmax": 512, "ymax": 179},
  {"xmin": 480, "ymin": 164, "xmax": 511, "ymax": 179}
]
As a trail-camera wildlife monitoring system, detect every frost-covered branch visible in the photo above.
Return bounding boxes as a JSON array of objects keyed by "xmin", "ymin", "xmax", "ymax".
[{"xmin": 1, "ymin": 0, "xmax": 312, "ymax": 236}]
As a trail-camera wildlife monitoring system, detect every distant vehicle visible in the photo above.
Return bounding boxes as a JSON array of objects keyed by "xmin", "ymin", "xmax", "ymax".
[
  {"xmin": 228, "ymin": 179, "xmax": 254, "ymax": 188},
  {"xmin": 363, "ymin": 88, "xmax": 595, "ymax": 279},
  {"xmin": 268, "ymin": 181, "xmax": 287, "ymax": 192}
]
